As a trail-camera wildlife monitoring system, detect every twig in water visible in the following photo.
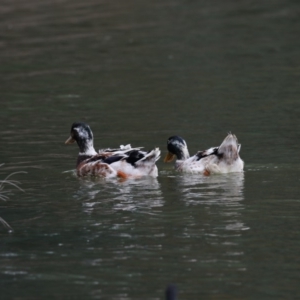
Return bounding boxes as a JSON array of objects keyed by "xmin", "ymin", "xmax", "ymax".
[{"xmin": 0, "ymin": 164, "xmax": 27, "ymax": 230}]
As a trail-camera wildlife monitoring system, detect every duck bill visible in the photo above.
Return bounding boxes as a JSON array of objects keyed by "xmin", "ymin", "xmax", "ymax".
[
  {"xmin": 164, "ymin": 152, "xmax": 175, "ymax": 163},
  {"xmin": 65, "ymin": 136, "xmax": 75, "ymax": 144}
]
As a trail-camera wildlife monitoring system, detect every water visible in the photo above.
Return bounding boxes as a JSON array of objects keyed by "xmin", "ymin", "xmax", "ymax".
[{"xmin": 1, "ymin": 0, "xmax": 300, "ymax": 299}]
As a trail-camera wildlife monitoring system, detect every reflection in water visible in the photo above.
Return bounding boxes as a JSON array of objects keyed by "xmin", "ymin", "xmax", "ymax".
[
  {"xmin": 175, "ymin": 172, "xmax": 248, "ymax": 271},
  {"xmin": 177, "ymin": 172, "xmax": 245, "ymax": 207},
  {"xmin": 73, "ymin": 177, "xmax": 164, "ymax": 214},
  {"xmin": 179, "ymin": 172, "xmax": 249, "ymax": 232}
]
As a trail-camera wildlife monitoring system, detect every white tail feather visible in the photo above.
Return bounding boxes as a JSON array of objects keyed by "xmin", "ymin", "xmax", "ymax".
[{"xmin": 218, "ymin": 134, "xmax": 240, "ymax": 162}]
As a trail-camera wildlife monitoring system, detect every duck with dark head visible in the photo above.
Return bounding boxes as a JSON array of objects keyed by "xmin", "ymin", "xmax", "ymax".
[
  {"xmin": 164, "ymin": 133, "xmax": 244, "ymax": 176},
  {"xmin": 65, "ymin": 122, "xmax": 160, "ymax": 179}
]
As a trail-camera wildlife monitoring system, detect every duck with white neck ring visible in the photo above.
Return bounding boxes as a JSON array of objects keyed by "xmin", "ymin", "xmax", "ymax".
[
  {"xmin": 65, "ymin": 122, "xmax": 160, "ymax": 179},
  {"xmin": 164, "ymin": 133, "xmax": 244, "ymax": 175}
]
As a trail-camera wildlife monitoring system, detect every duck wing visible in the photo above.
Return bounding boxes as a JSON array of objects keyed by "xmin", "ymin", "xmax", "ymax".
[
  {"xmin": 194, "ymin": 146, "xmax": 219, "ymax": 161},
  {"xmin": 99, "ymin": 144, "xmax": 144, "ymax": 155}
]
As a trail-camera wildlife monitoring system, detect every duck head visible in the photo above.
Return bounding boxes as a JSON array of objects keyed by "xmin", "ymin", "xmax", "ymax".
[
  {"xmin": 65, "ymin": 122, "xmax": 97, "ymax": 155},
  {"xmin": 164, "ymin": 135, "xmax": 190, "ymax": 162}
]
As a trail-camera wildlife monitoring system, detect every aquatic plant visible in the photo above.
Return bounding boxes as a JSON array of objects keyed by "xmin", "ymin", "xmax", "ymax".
[{"xmin": 0, "ymin": 164, "xmax": 26, "ymax": 230}]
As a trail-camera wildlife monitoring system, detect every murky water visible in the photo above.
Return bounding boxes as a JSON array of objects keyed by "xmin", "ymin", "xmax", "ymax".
[{"xmin": 1, "ymin": 0, "xmax": 300, "ymax": 299}]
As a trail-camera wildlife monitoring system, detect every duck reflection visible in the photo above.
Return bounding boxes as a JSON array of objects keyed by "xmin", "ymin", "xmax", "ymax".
[
  {"xmin": 176, "ymin": 172, "xmax": 248, "ymax": 232},
  {"xmin": 74, "ymin": 176, "xmax": 164, "ymax": 214},
  {"xmin": 174, "ymin": 172, "xmax": 248, "ymax": 272},
  {"xmin": 177, "ymin": 172, "xmax": 244, "ymax": 205}
]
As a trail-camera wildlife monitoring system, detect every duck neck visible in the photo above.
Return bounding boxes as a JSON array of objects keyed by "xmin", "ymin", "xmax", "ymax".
[
  {"xmin": 78, "ymin": 138, "xmax": 97, "ymax": 156},
  {"xmin": 176, "ymin": 146, "xmax": 190, "ymax": 160}
]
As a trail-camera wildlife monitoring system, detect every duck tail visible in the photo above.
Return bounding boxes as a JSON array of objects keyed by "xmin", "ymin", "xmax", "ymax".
[
  {"xmin": 141, "ymin": 148, "xmax": 161, "ymax": 162},
  {"xmin": 218, "ymin": 133, "xmax": 240, "ymax": 161}
]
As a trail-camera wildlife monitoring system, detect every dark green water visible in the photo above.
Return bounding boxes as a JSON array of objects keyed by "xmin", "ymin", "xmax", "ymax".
[{"xmin": 1, "ymin": 0, "xmax": 300, "ymax": 299}]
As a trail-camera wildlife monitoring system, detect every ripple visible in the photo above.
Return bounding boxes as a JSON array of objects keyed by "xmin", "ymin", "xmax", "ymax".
[
  {"xmin": 177, "ymin": 172, "xmax": 245, "ymax": 207},
  {"xmin": 73, "ymin": 176, "xmax": 165, "ymax": 214},
  {"xmin": 3, "ymin": 270, "xmax": 28, "ymax": 275}
]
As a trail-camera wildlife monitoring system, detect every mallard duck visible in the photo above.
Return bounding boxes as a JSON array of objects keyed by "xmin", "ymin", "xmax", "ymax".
[
  {"xmin": 164, "ymin": 133, "xmax": 244, "ymax": 175},
  {"xmin": 65, "ymin": 122, "xmax": 160, "ymax": 178}
]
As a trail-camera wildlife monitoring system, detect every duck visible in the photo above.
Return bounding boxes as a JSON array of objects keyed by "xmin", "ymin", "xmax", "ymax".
[
  {"xmin": 164, "ymin": 133, "xmax": 244, "ymax": 175},
  {"xmin": 65, "ymin": 122, "xmax": 160, "ymax": 178}
]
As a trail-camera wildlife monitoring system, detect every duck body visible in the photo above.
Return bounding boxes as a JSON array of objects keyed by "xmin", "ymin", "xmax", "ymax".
[
  {"xmin": 66, "ymin": 122, "xmax": 160, "ymax": 178},
  {"xmin": 165, "ymin": 133, "xmax": 244, "ymax": 175}
]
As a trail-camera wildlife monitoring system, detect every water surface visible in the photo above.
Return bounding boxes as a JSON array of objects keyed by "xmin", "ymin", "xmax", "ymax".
[{"xmin": 1, "ymin": 0, "xmax": 300, "ymax": 299}]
